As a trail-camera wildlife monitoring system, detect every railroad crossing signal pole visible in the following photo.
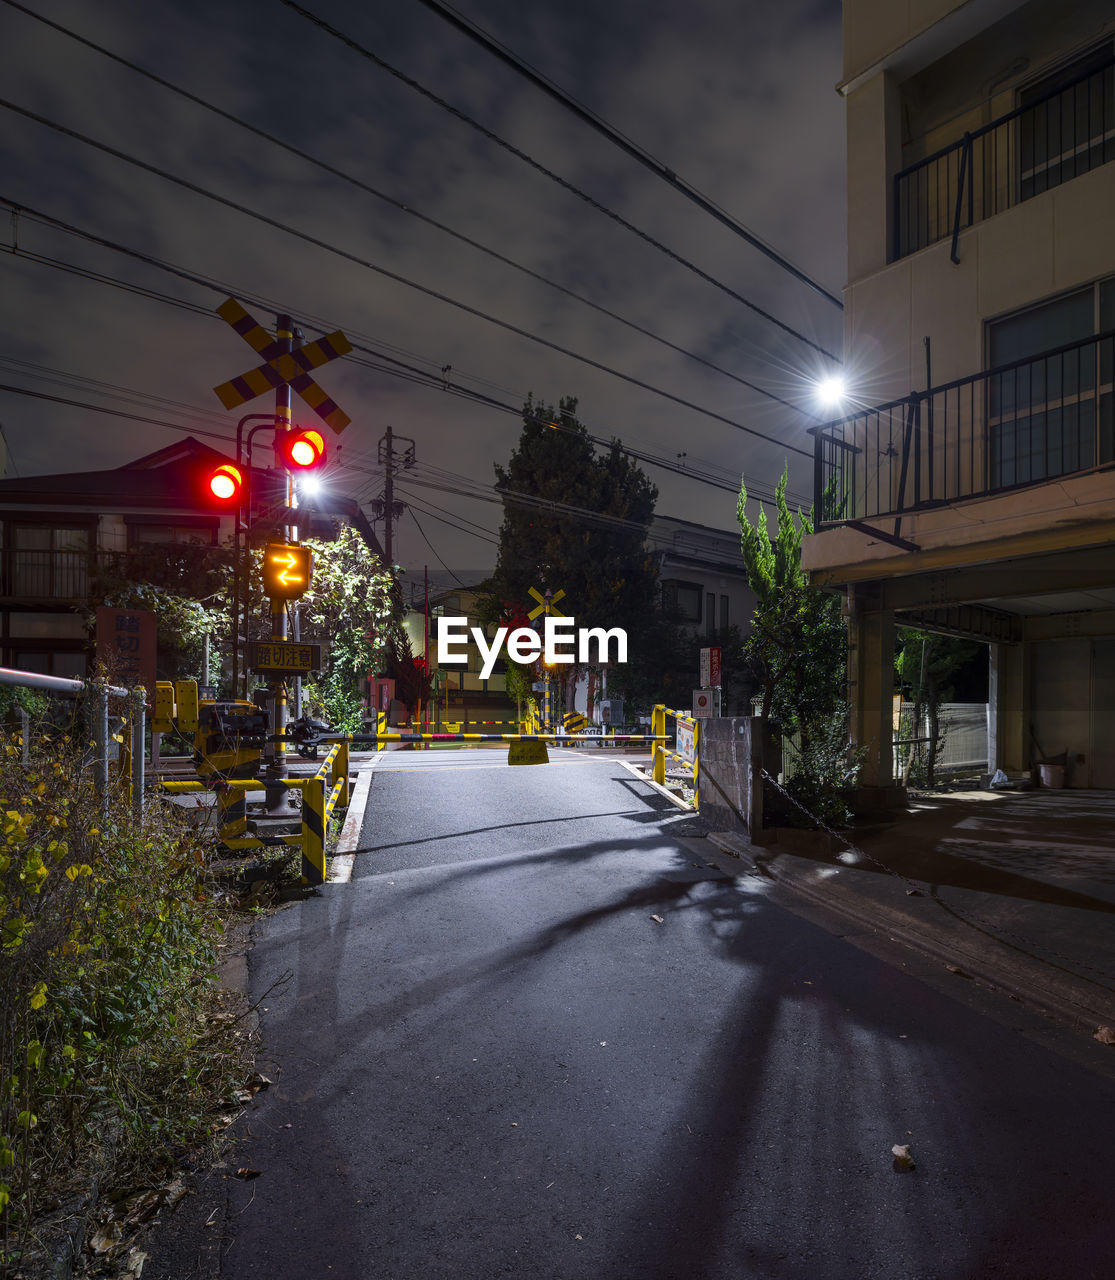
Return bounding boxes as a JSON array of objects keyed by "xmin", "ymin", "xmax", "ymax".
[{"xmin": 264, "ymin": 314, "xmax": 295, "ymax": 801}]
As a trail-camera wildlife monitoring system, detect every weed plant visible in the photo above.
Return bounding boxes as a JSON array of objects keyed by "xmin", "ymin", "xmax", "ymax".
[{"xmin": 0, "ymin": 706, "xmax": 241, "ymax": 1272}]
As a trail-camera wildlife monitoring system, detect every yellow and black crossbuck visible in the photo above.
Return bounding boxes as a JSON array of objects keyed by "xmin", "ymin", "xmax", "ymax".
[{"xmin": 212, "ymin": 297, "xmax": 352, "ymax": 435}]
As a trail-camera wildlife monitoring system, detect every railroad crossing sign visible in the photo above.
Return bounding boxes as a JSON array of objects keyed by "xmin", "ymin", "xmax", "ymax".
[
  {"xmin": 527, "ymin": 587, "xmax": 566, "ymax": 621},
  {"xmin": 212, "ymin": 297, "xmax": 353, "ymax": 434}
]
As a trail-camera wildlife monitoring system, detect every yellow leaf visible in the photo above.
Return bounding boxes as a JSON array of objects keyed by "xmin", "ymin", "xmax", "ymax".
[{"xmin": 29, "ymin": 982, "xmax": 47, "ymax": 1010}]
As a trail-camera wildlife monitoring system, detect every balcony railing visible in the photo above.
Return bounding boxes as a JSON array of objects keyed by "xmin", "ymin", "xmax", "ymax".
[
  {"xmin": 813, "ymin": 330, "xmax": 1115, "ymax": 527},
  {"xmin": 893, "ymin": 53, "xmax": 1115, "ymax": 261}
]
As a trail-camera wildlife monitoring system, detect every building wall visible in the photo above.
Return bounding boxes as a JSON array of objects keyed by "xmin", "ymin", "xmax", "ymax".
[{"xmin": 845, "ymin": 0, "xmax": 1115, "ymax": 400}]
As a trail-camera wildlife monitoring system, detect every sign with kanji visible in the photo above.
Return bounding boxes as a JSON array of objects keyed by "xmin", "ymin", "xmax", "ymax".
[
  {"xmin": 212, "ymin": 297, "xmax": 352, "ymax": 435},
  {"xmin": 699, "ymin": 646, "xmax": 722, "ymax": 689},
  {"xmin": 96, "ymin": 607, "xmax": 156, "ymax": 702},
  {"xmin": 247, "ymin": 641, "xmax": 321, "ymax": 674},
  {"xmin": 692, "ymin": 689, "xmax": 720, "ymax": 719},
  {"xmin": 262, "ymin": 543, "xmax": 313, "ymax": 600}
]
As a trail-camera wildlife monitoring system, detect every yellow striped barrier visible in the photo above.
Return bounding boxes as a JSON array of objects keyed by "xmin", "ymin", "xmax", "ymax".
[
  {"xmin": 161, "ymin": 737, "xmax": 351, "ymax": 887},
  {"xmin": 652, "ymin": 705, "xmax": 699, "ymax": 809}
]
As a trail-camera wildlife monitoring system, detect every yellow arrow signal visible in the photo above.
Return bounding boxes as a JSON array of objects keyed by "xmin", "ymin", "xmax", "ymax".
[{"xmin": 263, "ymin": 543, "xmax": 312, "ymax": 600}]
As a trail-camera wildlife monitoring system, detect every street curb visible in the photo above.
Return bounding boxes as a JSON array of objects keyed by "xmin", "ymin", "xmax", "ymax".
[
  {"xmin": 329, "ymin": 754, "xmax": 381, "ymax": 883},
  {"xmin": 705, "ymin": 830, "xmax": 1115, "ymax": 1039}
]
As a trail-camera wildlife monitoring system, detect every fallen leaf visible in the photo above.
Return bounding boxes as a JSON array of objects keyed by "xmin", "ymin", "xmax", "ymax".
[
  {"xmin": 125, "ymin": 1248, "xmax": 149, "ymax": 1278},
  {"xmin": 945, "ymin": 965, "xmax": 972, "ymax": 979},
  {"xmin": 235, "ymin": 1168, "xmax": 262, "ymax": 1180},
  {"xmin": 1094, "ymin": 1025, "xmax": 1115, "ymax": 1045},
  {"xmin": 248, "ymin": 1072, "xmax": 273, "ymax": 1089},
  {"xmin": 650, "ymin": 914, "xmax": 664, "ymax": 924},
  {"xmin": 89, "ymin": 1224, "xmax": 122, "ymax": 1254},
  {"xmin": 164, "ymin": 1179, "xmax": 188, "ymax": 1208},
  {"xmin": 575, "ymin": 1234, "xmax": 583, "ymax": 1241},
  {"xmin": 599, "ymin": 1041, "xmax": 607, "ymax": 1047},
  {"xmin": 891, "ymin": 1143, "xmax": 915, "ymax": 1171}
]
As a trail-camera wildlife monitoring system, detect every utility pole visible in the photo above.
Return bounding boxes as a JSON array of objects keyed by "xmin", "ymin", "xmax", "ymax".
[{"xmin": 376, "ymin": 426, "xmax": 415, "ymax": 564}]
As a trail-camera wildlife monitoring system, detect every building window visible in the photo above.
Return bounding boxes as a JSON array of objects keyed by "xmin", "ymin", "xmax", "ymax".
[
  {"xmin": 661, "ymin": 579, "xmax": 702, "ymax": 624},
  {"xmin": 705, "ymin": 592, "xmax": 716, "ymax": 635},
  {"xmin": 987, "ymin": 278, "xmax": 1115, "ymax": 488},
  {"xmin": 11, "ymin": 649, "xmax": 86, "ymax": 680},
  {"xmin": 130, "ymin": 523, "xmax": 217, "ymax": 546},
  {"xmin": 11, "ymin": 526, "xmax": 90, "ymax": 599},
  {"xmin": 720, "ymin": 595, "xmax": 729, "ymax": 630},
  {"xmin": 1019, "ymin": 45, "xmax": 1115, "ymax": 204}
]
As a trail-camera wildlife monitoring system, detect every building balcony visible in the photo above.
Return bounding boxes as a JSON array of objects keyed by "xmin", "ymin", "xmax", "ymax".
[
  {"xmin": 813, "ymin": 329, "xmax": 1115, "ymax": 530},
  {"xmin": 893, "ymin": 49, "xmax": 1115, "ymax": 262}
]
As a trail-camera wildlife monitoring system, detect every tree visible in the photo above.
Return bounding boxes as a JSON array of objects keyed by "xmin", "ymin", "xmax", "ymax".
[
  {"xmin": 298, "ymin": 526, "xmax": 397, "ymax": 730},
  {"xmin": 489, "ymin": 394, "xmax": 660, "ymax": 706},
  {"xmin": 88, "ymin": 526, "xmax": 398, "ymax": 730},
  {"xmin": 88, "ymin": 542, "xmax": 232, "ymax": 685},
  {"xmin": 736, "ymin": 469, "xmax": 844, "ymax": 736}
]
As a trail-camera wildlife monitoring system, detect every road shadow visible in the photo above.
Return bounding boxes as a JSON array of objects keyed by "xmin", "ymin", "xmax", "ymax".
[{"xmin": 761, "ymin": 791, "xmax": 1115, "ymax": 914}]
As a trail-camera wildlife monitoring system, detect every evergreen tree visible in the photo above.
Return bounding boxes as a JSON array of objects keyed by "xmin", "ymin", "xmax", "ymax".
[
  {"xmin": 490, "ymin": 395, "xmax": 660, "ymax": 704},
  {"xmin": 736, "ymin": 469, "xmax": 845, "ymax": 737}
]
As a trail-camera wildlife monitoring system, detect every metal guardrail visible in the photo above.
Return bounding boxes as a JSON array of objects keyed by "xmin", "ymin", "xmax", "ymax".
[
  {"xmin": 0, "ymin": 665, "xmax": 145, "ymax": 819},
  {"xmin": 813, "ymin": 328, "xmax": 1115, "ymax": 525},
  {"xmin": 893, "ymin": 54, "xmax": 1115, "ymax": 261}
]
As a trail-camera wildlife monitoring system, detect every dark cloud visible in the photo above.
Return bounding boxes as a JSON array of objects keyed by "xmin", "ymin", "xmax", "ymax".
[{"xmin": 0, "ymin": 0, "xmax": 843, "ymax": 572}]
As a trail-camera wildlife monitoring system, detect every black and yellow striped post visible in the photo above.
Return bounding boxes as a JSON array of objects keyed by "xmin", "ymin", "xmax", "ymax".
[
  {"xmin": 563, "ymin": 710, "xmax": 588, "ymax": 747},
  {"xmin": 301, "ymin": 772, "xmax": 327, "ymax": 886},
  {"xmin": 217, "ymin": 780, "xmax": 248, "ymax": 841}
]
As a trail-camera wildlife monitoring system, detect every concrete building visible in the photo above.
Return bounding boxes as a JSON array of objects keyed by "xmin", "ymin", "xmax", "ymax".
[
  {"xmin": 803, "ymin": 0, "xmax": 1115, "ymax": 793},
  {"xmin": 651, "ymin": 515, "xmax": 757, "ymax": 644}
]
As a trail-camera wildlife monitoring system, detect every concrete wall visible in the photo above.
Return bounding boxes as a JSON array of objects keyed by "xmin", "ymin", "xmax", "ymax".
[{"xmin": 698, "ymin": 717, "xmax": 770, "ymax": 840}]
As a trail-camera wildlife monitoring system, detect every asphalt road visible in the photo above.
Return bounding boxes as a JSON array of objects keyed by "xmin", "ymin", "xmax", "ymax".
[{"xmin": 147, "ymin": 750, "xmax": 1115, "ymax": 1279}]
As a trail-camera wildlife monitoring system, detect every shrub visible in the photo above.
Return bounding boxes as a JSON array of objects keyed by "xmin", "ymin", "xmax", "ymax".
[
  {"xmin": 781, "ymin": 710, "xmax": 864, "ymax": 829},
  {"xmin": 0, "ymin": 706, "xmax": 238, "ymax": 1269}
]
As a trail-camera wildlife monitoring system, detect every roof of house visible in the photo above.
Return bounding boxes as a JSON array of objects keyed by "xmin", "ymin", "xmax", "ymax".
[{"xmin": 0, "ymin": 436, "xmax": 387, "ymax": 559}]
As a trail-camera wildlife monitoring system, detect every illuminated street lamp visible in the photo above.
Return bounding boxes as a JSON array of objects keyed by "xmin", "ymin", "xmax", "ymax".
[{"xmin": 816, "ymin": 375, "xmax": 846, "ymax": 410}]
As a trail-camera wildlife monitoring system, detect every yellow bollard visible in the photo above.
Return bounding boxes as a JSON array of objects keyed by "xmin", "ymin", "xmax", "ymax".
[
  {"xmin": 652, "ymin": 704, "xmax": 666, "ymax": 785},
  {"xmin": 692, "ymin": 720, "xmax": 700, "ymax": 810},
  {"xmin": 337, "ymin": 738, "xmax": 351, "ymax": 808}
]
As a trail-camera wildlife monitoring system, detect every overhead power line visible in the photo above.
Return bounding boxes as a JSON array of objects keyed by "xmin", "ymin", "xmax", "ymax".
[
  {"xmin": 279, "ymin": 0, "xmax": 840, "ymax": 363},
  {"xmin": 2, "ymin": 199, "xmax": 813, "ymax": 501},
  {"xmin": 0, "ymin": 0, "xmax": 831, "ymax": 399},
  {"xmin": 0, "ymin": 183, "xmax": 812, "ymax": 456},
  {"xmin": 413, "ymin": 0, "xmax": 843, "ymax": 309}
]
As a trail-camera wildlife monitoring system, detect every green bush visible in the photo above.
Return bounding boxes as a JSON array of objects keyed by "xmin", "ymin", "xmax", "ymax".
[{"xmin": 0, "ymin": 712, "xmax": 237, "ymax": 1267}]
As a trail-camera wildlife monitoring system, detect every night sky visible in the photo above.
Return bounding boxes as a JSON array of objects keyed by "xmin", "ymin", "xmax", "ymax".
[{"xmin": 0, "ymin": 0, "xmax": 844, "ymax": 584}]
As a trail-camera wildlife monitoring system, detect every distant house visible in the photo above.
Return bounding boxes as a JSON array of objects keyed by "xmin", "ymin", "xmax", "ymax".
[
  {"xmin": 651, "ymin": 515, "xmax": 755, "ymax": 642},
  {"xmin": 803, "ymin": 0, "xmax": 1115, "ymax": 793},
  {"xmin": 0, "ymin": 436, "xmax": 383, "ymax": 681}
]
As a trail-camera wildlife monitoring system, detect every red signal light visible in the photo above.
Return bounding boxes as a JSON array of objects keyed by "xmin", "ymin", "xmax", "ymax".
[
  {"xmin": 279, "ymin": 428, "xmax": 326, "ymax": 471},
  {"xmin": 208, "ymin": 463, "xmax": 243, "ymax": 502}
]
